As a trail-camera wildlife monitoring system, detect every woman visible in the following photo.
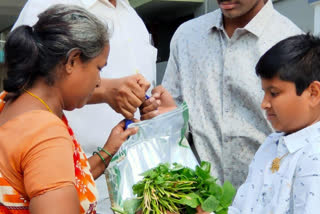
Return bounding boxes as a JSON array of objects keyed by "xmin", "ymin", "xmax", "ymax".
[{"xmin": 0, "ymin": 4, "xmax": 138, "ymax": 214}]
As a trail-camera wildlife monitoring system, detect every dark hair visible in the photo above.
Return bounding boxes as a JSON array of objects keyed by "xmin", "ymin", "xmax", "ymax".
[
  {"xmin": 256, "ymin": 34, "xmax": 320, "ymax": 95},
  {"xmin": 4, "ymin": 4, "xmax": 110, "ymax": 96}
]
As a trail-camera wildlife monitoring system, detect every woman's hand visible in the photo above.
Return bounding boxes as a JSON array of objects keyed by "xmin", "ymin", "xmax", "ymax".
[
  {"xmin": 140, "ymin": 85, "xmax": 177, "ymax": 120},
  {"xmin": 88, "ymin": 120, "xmax": 138, "ymax": 179},
  {"xmin": 103, "ymin": 120, "xmax": 139, "ymax": 155}
]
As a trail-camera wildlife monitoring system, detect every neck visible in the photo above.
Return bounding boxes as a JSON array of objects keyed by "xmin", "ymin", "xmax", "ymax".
[
  {"xmin": 25, "ymin": 80, "xmax": 64, "ymax": 118},
  {"xmin": 109, "ymin": 0, "xmax": 116, "ymax": 7},
  {"xmin": 224, "ymin": 0, "xmax": 265, "ymax": 37}
]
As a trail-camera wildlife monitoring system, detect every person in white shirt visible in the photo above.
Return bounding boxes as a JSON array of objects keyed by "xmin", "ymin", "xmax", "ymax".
[
  {"xmin": 12, "ymin": 0, "xmax": 158, "ymax": 213},
  {"xmin": 197, "ymin": 33, "xmax": 320, "ymax": 214},
  {"xmin": 162, "ymin": 0, "xmax": 303, "ymax": 188},
  {"xmin": 228, "ymin": 33, "xmax": 320, "ymax": 214}
]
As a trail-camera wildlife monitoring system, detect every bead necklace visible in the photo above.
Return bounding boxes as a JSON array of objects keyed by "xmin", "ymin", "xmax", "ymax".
[{"xmin": 24, "ymin": 89, "xmax": 53, "ymax": 113}]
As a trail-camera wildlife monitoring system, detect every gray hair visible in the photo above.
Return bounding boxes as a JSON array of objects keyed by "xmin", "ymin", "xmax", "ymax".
[{"xmin": 4, "ymin": 4, "xmax": 110, "ymax": 94}]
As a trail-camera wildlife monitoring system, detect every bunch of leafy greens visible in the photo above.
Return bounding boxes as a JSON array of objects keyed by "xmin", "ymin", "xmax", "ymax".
[{"xmin": 112, "ymin": 161, "xmax": 236, "ymax": 214}]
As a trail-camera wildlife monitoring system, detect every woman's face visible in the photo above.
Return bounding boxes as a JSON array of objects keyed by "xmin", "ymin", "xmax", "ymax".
[{"xmin": 62, "ymin": 44, "xmax": 109, "ymax": 110}]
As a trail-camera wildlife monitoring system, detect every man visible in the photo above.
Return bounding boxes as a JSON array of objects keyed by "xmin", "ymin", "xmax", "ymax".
[
  {"xmin": 12, "ymin": 0, "xmax": 157, "ymax": 213},
  {"xmin": 162, "ymin": 0, "xmax": 303, "ymax": 188}
]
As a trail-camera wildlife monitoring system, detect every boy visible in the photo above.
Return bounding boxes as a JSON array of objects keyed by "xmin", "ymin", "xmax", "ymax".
[{"xmin": 228, "ymin": 34, "xmax": 320, "ymax": 213}]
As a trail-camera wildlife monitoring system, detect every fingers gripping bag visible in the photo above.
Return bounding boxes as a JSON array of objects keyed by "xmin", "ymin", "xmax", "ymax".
[{"xmin": 105, "ymin": 102, "xmax": 198, "ymax": 211}]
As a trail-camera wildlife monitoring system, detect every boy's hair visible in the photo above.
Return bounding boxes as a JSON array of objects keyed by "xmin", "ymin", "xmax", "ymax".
[{"xmin": 256, "ymin": 34, "xmax": 320, "ymax": 95}]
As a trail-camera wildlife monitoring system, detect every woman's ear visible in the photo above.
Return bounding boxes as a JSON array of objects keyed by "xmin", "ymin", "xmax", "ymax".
[
  {"xmin": 65, "ymin": 49, "xmax": 82, "ymax": 74},
  {"xmin": 307, "ymin": 81, "xmax": 320, "ymax": 107}
]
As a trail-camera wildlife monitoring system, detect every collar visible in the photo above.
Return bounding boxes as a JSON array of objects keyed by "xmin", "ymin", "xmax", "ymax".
[
  {"xmin": 211, "ymin": 10, "xmax": 224, "ymax": 31},
  {"xmin": 211, "ymin": 0, "xmax": 274, "ymax": 38},
  {"xmin": 244, "ymin": 0, "xmax": 274, "ymax": 37},
  {"xmin": 282, "ymin": 121, "xmax": 320, "ymax": 154}
]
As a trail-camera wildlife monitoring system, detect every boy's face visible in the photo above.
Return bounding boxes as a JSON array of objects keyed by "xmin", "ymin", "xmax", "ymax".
[{"xmin": 261, "ymin": 77, "xmax": 312, "ymax": 134}]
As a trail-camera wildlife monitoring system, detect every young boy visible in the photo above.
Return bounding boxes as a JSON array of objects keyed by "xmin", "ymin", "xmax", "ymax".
[{"xmin": 227, "ymin": 34, "xmax": 320, "ymax": 214}]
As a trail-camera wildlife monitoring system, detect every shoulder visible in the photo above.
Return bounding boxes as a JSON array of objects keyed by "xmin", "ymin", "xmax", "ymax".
[
  {"xmin": 3, "ymin": 110, "xmax": 72, "ymax": 148},
  {"xmin": 16, "ymin": 110, "xmax": 67, "ymax": 129},
  {"xmin": 0, "ymin": 111, "xmax": 74, "ymax": 196},
  {"xmin": 172, "ymin": 10, "xmax": 220, "ymax": 43},
  {"xmin": 257, "ymin": 9, "xmax": 303, "ymax": 55},
  {"xmin": 251, "ymin": 132, "xmax": 282, "ymax": 161},
  {"xmin": 258, "ymin": 132, "xmax": 283, "ymax": 150},
  {"xmin": 263, "ymin": 8, "xmax": 303, "ymax": 40},
  {"xmin": 271, "ymin": 9, "xmax": 301, "ymax": 29},
  {"xmin": 295, "ymin": 139, "xmax": 320, "ymax": 176}
]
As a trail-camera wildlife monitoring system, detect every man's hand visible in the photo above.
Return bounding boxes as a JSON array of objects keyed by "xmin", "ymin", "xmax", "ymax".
[
  {"xmin": 88, "ymin": 74, "xmax": 150, "ymax": 119},
  {"xmin": 140, "ymin": 85, "xmax": 177, "ymax": 120}
]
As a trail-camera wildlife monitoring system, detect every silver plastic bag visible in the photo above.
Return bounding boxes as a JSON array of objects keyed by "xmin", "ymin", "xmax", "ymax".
[{"xmin": 105, "ymin": 102, "xmax": 198, "ymax": 210}]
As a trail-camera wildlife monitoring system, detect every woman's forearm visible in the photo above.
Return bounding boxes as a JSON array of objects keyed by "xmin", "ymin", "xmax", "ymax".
[{"xmin": 88, "ymin": 151, "xmax": 111, "ymax": 180}]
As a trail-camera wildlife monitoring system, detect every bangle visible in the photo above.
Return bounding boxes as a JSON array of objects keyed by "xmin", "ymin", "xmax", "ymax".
[
  {"xmin": 97, "ymin": 147, "xmax": 113, "ymax": 158},
  {"xmin": 93, "ymin": 151, "xmax": 108, "ymax": 167}
]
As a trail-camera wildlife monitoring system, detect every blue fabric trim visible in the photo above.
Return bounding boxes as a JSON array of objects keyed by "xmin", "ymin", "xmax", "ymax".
[{"xmin": 0, "ymin": 50, "xmax": 3, "ymax": 63}]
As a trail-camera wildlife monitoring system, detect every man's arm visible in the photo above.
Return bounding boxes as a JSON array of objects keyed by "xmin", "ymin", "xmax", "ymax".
[
  {"xmin": 87, "ymin": 74, "xmax": 150, "ymax": 119},
  {"xmin": 12, "ymin": 0, "xmax": 64, "ymax": 30},
  {"xmin": 161, "ymin": 29, "xmax": 183, "ymax": 104},
  {"xmin": 139, "ymin": 28, "xmax": 183, "ymax": 120}
]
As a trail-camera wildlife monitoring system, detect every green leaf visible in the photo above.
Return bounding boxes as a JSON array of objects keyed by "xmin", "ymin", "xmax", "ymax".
[
  {"xmin": 155, "ymin": 176, "xmax": 165, "ymax": 185},
  {"xmin": 111, "ymin": 207, "xmax": 127, "ymax": 214},
  {"xmin": 172, "ymin": 162, "xmax": 185, "ymax": 171},
  {"xmin": 201, "ymin": 195, "xmax": 219, "ymax": 212},
  {"xmin": 132, "ymin": 182, "xmax": 145, "ymax": 196},
  {"xmin": 158, "ymin": 163, "xmax": 170, "ymax": 174},
  {"xmin": 208, "ymin": 182, "xmax": 223, "ymax": 199},
  {"xmin": 195, "ymin": 166, "xmax": 211, "ymax": 181},
  {"xmin": 216, "ymin": 208, "xmax": 228, "ymax": 214},
  {"xmin": 123, "ymin": 198, "xmax": 142, "ymax": 214},
  {"xmin": 141, "ymin": 169, "xmax": 158, "ymax": 178},
  {"xmin": 220, "ymin": 181, "xmax": 236, "ymax": 208},
  {"xmin": 181, "ymin": 168, "xmax": 196, "ymax": 179},
  {"xmin": 200, "ymin": 161, "xmax": 211, "ymax": 173},
  {"xmin": 179, "ymin": 193, "xmax": 201, "ymax": 208},
  {"xmin": 215, "ymin": 205, "xmax": 224, "ymax": 212}
]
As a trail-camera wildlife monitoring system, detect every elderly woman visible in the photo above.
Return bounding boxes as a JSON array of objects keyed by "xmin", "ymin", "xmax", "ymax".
[{"xmin": 0, "ymin": 4, "xmax": 140, "ymax": 214}]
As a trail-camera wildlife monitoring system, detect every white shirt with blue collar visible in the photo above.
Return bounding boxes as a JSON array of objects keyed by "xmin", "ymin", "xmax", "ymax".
[{"xmin": 229, "ymin": 122, "xmax": 320, "ymax": 214}]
